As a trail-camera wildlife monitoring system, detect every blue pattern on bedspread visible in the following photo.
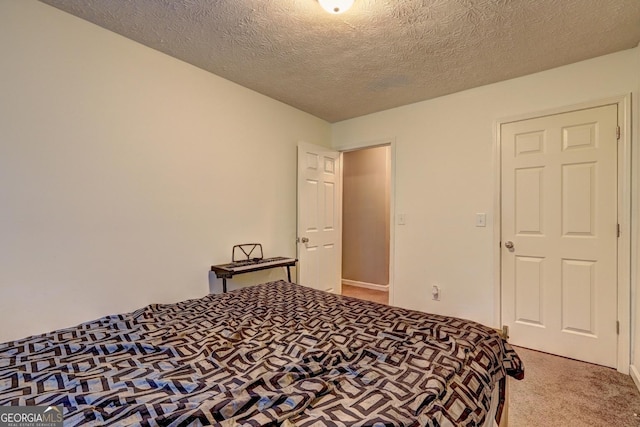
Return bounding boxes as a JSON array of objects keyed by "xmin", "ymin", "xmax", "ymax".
[{"xmin": 0, "ymin": 281, "xmax": 523, "ymax": 426}]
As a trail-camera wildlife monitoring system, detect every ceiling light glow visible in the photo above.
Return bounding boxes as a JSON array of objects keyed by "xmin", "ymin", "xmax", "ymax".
[{"xmin": 318, "ymin": 0, "xmax": 354, "ymax": 14}]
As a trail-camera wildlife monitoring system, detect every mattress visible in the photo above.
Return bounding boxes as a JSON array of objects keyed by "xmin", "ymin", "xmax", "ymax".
[{"xmin": 0, "ymin": 281, "xmax": 523, "ymax": 426}]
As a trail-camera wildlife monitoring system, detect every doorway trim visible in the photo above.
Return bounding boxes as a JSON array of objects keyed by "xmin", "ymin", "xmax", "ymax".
[
  {"xmin": 335, "ymin": 138, "xmax": 396, "ymax": 306},
  {"xmin": 493, "ymin": 94, "xmax": 632, "ymax": 374}
]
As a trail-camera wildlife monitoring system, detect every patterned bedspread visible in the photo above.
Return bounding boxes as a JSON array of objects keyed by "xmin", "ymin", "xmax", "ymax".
[{"xmin": 0, "ymin": 281, "xmax": 523, "ymax": 426}]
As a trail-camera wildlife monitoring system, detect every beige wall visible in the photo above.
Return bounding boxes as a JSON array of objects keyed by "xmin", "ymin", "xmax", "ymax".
[
  {"xmin": 333, "ymin": 48, "xmax": 639, "ymax": 332},
  {"xmin": 342, "ymin": 146, "xmax": 390, "ymax": 285},
  {"xmin": 0, "ymin": 1, "xmax": 330, "ymax": 342}
]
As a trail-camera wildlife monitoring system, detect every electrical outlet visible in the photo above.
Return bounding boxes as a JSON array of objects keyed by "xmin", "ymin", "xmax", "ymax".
[{"xmin": 432, "ymin": 285, "xmax": 440, "ymax": 301}]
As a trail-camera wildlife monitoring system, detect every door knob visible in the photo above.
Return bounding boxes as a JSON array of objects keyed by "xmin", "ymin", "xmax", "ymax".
[
  {"xmin": 504, "ymin": 241, "xmax": 514, "ymax": 250},
  {"xmin": 300, "ymin": 237, "xmax": 309, "ymax": 243}
]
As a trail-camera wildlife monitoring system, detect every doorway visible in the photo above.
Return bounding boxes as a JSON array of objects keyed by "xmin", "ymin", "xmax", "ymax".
[
  {"xmin": 341, "ymin": 145, "xmax": 391, "ymax": 303},
  {"xmin": 497, "ymin": 97, "xmax": 631, "ymax": 373}
]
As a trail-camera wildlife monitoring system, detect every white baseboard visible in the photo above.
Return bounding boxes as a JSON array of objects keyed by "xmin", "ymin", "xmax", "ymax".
[
  {"xmin": 630, "ymin": 364, "xmax": 640, "ymax": 393},
  {"xmin": 342, "ymin": 279, "xmax": 389, "ymax": 292}
]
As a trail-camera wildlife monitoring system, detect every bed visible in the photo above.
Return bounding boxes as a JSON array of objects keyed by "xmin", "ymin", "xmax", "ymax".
[{"xmin": 0, "ymin": 280, "xmax": 523, "ymax": 426}]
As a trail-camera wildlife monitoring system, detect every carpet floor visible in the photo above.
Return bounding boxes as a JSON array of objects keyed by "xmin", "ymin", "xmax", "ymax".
[{"xmin": 510, "ymin": 346, "xmax": 640, "ymax": 426}]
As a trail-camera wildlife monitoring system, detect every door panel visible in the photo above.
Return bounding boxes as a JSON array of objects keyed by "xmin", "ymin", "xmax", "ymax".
[
  {"xmin": 514, "ymin": 256, "xmax": 544, "ymax": 326},
  {"xmin": 562, "ymin": 163, "xmax": 595, "ymax": 236},
  {"xmin": 324, "ymin": 182, "xmax": 336, "ymax": 230},
  {"xmin": 297, "ymin": 143, "xmax": 341, "ymax": 293},
  {"xmin": 561, "ymin": 259, "xmax": 595, "ymax": 335},
  {"xmin": 515, "ymin": 167, "xmax": 543, "ymax": 234},
  {"xmin": 501, "ymin": 104, "xmax": 618, "ymax": 368}
]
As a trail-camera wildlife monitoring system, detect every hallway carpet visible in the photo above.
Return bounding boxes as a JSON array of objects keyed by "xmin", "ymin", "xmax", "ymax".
[{"xmin": 341, "ymin": 283, "xmax": 388, "ymax": 305}]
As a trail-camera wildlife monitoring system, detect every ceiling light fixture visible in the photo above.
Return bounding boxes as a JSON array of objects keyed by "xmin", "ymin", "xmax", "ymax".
[{"xmin": 318, "ymin": 0, "xmax": 354, "ymax": 14}]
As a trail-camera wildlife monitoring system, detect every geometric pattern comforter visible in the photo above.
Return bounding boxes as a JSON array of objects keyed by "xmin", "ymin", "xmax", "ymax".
[{"xmin": 0, "ymin": 280, "xmax": 524, "ymax": 426}]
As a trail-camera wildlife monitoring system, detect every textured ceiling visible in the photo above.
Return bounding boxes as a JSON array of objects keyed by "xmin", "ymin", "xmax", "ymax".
[{"xmin": 39, "ymin": 0, "xmax": 640, "ymax": 123}]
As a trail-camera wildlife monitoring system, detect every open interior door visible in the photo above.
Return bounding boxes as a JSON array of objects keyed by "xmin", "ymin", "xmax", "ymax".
[{"xmin": 297, "ymin": 142, "xmax": 341, "ymax": 293}]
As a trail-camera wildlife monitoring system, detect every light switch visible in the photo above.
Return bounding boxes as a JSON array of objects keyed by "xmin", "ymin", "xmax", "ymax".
[
  {"xmin": 398, "ymin": 214, "xmax": 406, "ymax": 225},
  {"xmin": 475, "ymin": 213, "xmax": 486, "ymax": 227}
]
